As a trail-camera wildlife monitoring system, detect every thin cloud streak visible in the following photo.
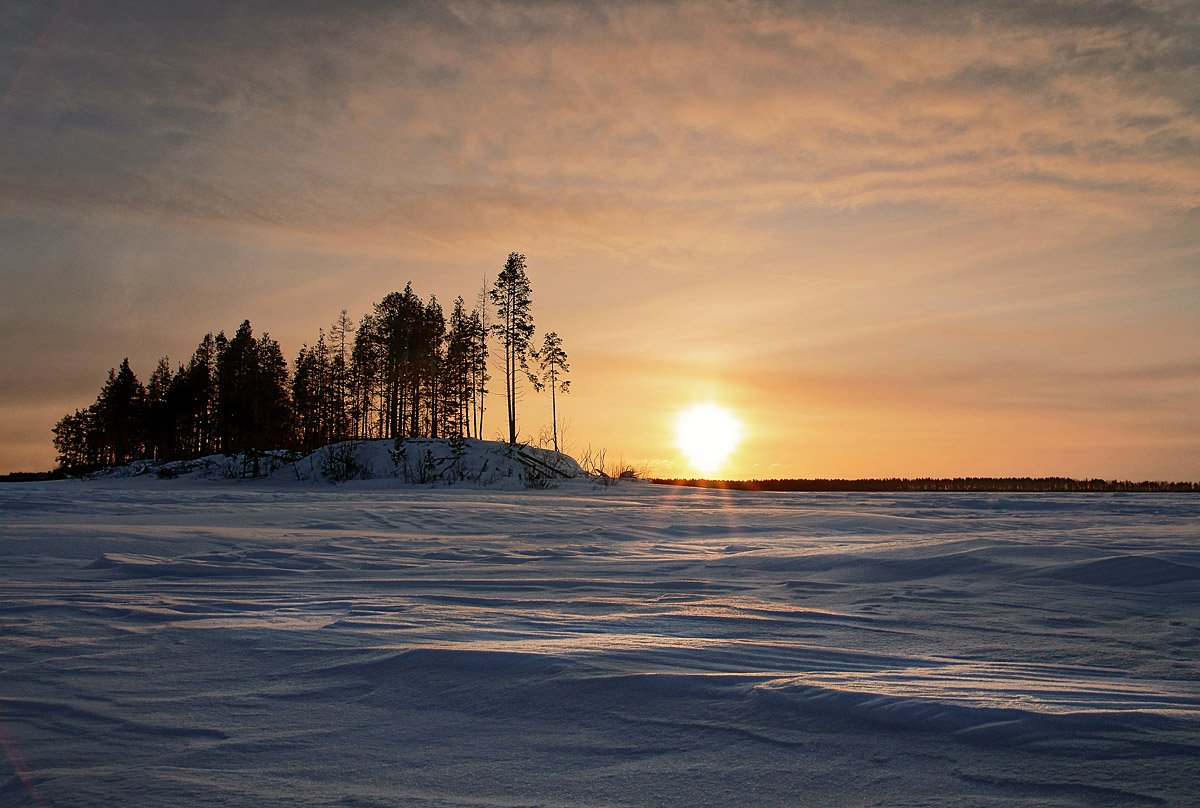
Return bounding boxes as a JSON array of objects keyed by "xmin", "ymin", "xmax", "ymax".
[{"xmin": 2, "ymin": 1, "xmax": 1197, "ymax": 239}]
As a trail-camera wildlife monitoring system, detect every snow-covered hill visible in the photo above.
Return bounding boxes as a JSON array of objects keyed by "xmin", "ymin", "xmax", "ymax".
[{"xmin": 88, "ymin": 438, "xmax": 586, "ymax": 488}]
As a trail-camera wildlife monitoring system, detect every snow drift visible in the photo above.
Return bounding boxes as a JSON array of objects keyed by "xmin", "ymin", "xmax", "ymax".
[{"xmin": 1, "ymin": 482, "xmax": 1196, "ymax": 806}]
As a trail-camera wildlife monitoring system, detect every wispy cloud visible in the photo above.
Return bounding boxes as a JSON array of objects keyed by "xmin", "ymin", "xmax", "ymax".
[{"xmin": 3, "ymin": 0, "xmax": 1197, "ymax": 245}]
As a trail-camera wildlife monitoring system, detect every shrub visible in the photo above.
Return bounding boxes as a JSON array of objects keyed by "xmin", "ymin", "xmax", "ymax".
[{"xmin": 321, "ymin": 442, "xmax": 367, "ymax": 482}]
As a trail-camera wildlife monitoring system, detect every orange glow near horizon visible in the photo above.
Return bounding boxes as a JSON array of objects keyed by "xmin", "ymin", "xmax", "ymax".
[{"xmin": 0, "ymin": 3, "xmax": 1197, "ymax": 481}]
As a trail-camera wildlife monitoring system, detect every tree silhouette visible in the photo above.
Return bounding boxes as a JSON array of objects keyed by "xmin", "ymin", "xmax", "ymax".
[
  {"xmin": 472, "ymin": 278, "xmax": 491, "ymax": 440},
  {"xmin": 490, "ymin": 253, "xmax": 535, "ymax": 445},
  {"xmin": 328, "ymin": 310, "xmax": 354, "ymax": 442},
  {"xmin": 530, "ymin": 331, "xmax": 570, "ymax": 452},
  {"xmin": 97, "ymin": 359, "xmax": 146, "ymax": 466},
  {"xmin": 145, "ymin": 357, "xmax": 173, "ymax": 460},
  {"xmin": 49, "ymin": 252, "xmax": 577, "ymax": 472},
  {"xmin": 52, "ymin": 406, "xmax": 100, "ymax": 470},
  {"xmin": 215, "ymin": 321, "xmax": 293, "ymax": 455},
  {"xmin": 444, "ymin": 296, "xmax": 474, "ymax": 438},
  {"xmin": 167, "ymin": 333, "xmax": 218, "ymax": 457}
]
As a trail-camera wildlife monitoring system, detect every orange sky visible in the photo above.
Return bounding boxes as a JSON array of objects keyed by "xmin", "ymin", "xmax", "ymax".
[{"xmin": 1, "ymin": 1, "xmax": 1197, "ymax": 479}]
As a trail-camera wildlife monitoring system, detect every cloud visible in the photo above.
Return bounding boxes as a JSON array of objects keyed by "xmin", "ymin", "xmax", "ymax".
[
  {"xmin": 2, "ymin": 0, "xmax": 1197, "ymax": 253},
  {"xmin": 1, "ymin": 0, "xmax": 1197, "ymax": 477}
]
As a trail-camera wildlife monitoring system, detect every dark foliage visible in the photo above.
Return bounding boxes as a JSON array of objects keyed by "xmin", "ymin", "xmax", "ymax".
[
  {"xmin": 51, "ymin": 257, "xmax": 537, "ymax": 473},
  {"xmin": 491, "ymin": 252, "xmax": 535, "ymax": 445}
]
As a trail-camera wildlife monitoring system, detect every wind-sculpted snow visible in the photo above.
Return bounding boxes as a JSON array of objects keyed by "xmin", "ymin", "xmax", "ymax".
[
  {"xmin": 0, "ymin": 482, "xmax": 1197, "ymax": 806},
  {"xmin": 1043, "ymin": 555, "xmax": 1200, "ymax": 587}
]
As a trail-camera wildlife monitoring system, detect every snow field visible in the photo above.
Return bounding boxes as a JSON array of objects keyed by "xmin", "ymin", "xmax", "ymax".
[{"xmin": 1, "ymin": 480, "xmax": 1197, "ymax": 806}]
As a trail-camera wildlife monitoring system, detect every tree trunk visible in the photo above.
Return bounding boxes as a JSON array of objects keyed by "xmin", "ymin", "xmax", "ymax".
[
  {"xmin": 550, "ymin": 369, "xmax": 558, "ymax": 452},
  {"xmin": 511, "ymin": 345, "xmax": 517, "ymax": 444}
]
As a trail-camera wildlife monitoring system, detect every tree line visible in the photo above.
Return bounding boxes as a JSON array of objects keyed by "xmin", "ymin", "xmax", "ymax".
[
  {"xmin": 53, "ymin": 253, "xmax": 570, "ymax": 471},
  {"xmin": 652, "ymin": 477, "xmax": 1200, "ymax": 493}
]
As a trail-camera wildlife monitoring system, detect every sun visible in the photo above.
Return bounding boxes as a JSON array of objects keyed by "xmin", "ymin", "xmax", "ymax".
[{"xmin": 674, "ymin": 403, "xmax": 743, "ymax": 475}]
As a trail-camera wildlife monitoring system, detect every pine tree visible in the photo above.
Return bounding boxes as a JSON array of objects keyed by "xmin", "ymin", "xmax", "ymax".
[
  {"xmin": 214, "ymin": 321, "xmax": 294, "ymax": 455},
  {"xmin": 167, "ymin": 333, "xmax": 218, "ymax": 457},
  {"xmin": 449, "ymin": 432, "xmax": 468, "ymax": 480},
  {"xmin": 351, "ymin": 312, "xmax": 385, "ymax": 439},
  {"xmin": 329, "ymin": 309, "xmax": 354, "ymax": 442},
  {"xmin": 444, "ymin": 296, "xmax": 474, "ymax": 439},
  {"xmin": 293, "ymin": 345, "xmax": 316, "ymax": 450},
  {"xmin": 372, "ymin": 284, "xmax": 426, "ymax": 439},
  {"xmin": 420, "ymin": 296, "xmax": 446, "ymax": 438},
  {"xmin": 293, "ymin": 331, "xmax": 334, "ymax": 451},
  {"xmin": 96, "ymin": 358, "xmax": 147, "ymax": 465},
  {"xmin": 216, "ymin": 320, "xmax": 258, "ymax": 454},
  {"xmin": 255, "ymin": 332, "xmax": 293, "ymax": 451},
  {"xmin": 52, "ymin": 406, "xmax": 101, "ymax": 470},
  {"xmin": 473, "ymin": 277, "xmax": 491, "ymax": 439},
  {"xmin": 489, "ymin": 253, "xmax": 534, "ymax": 445},
  {"xmin": 145, "ymin": 357, "xmax": 173, "ymax": 460},
  {"xmin": 530, "ymin": 331, "xmax": 570, "ymax": 452}
]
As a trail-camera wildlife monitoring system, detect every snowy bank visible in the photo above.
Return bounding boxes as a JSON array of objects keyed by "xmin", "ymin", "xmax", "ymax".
[{"xmin": 84, "ymin": 438, "xmax": 586, "ymax": 488}]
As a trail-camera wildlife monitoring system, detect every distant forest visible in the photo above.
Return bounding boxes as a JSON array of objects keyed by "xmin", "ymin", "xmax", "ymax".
[
  {"xmin": 653, "ymin": 478, "xmax": 1200, "ymax": 493},
  {"xmin": 52, "ymin": 253, "xmax": 568, "ymax": 472}
]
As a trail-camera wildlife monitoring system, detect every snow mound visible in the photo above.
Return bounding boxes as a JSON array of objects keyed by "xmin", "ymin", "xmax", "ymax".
[
  {"xmin": 1042, "ymin": 555, "xmax": 1200, "ymax": 587},
  {"xmin": 91, "ymin": 438, "xmax": 585, "ymax": 488},
  {"xmin": 753, "ymin": 668, "xmax": 1199, "ymax": 747}
]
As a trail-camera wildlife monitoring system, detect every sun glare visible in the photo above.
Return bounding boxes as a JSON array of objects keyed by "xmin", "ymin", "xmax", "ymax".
[{"xmin": 674, "ymin": 403, "xmax": 743, "ymax": 476}]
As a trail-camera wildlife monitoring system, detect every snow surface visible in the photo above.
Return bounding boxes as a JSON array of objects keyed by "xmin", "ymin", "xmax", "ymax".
[
  {"xmin": 87, "ymin": 438, "xmax": 585, "ymax": 488},
  {"xmin": 1, "ymin": 469, "xmax": 1197, "ymax": 806}
]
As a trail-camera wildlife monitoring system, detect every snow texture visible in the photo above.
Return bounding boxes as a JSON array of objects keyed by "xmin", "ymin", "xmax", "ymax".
[
  {"xmin": 1, "ymin": 469, "xmax": 1197, "ymax": 806},
  {"xmin": 86, "ymin": 438, "xmax": 584, "ymax": 488}
]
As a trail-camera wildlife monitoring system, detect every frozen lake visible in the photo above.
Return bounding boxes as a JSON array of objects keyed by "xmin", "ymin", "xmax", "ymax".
[{"xmin": 2, "ymin": 480, "xmax": 1198, "ymax": 806}]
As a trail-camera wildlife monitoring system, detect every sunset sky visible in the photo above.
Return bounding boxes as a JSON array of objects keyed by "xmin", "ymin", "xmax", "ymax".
[{"xmin": 2, "ymin": 0, "xmax": 1197, "ymax": 479}]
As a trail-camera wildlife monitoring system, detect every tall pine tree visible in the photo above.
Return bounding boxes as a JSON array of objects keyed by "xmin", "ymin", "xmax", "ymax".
[
  {"xmin": 530, "ymin": 332, "xmax": 570, "ymax": 452},
  {"xmin": 96, "ymin": 359, "xmax": 146, "ymax": 466},
  {"xmin": 145, "ymin": 357, "xmax": 174, "ymax": 460},
  {"xmin": 489, "ymin": 253, "xmax": 534, "ymax": 445}
]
